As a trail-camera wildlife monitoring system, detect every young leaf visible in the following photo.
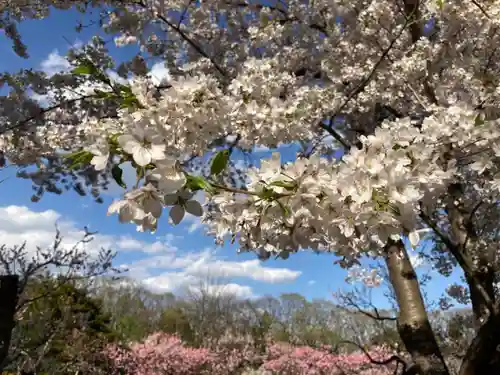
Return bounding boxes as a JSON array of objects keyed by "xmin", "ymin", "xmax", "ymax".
[
  {"xmin": 65, "ymin": 150, "xmax": 93, "ymax": 169},
  {"xmin": 135, "ymin": 165, "xmax": 144, "ymax": 180},
  {"xmin": 211, "ymin": 150, "xmax": 230, "ymax": 176},
  {"xmin": 474, "ymin": 113, "xmax": 485, "ymax": 127},
  {"xmin": 277, "ymin": 200, "xmax": 290, "ymax": 216},
  {"xmin": 111, "ymin": 165, "xmax": 127, "ymax": 188},
  {"xmin": 94, "ymin": 89, "xmax": 115, "ymax": 100},
  {"xmin": 186, "ymin": 175, "xmax": 214, "ymax": 194},
  {"xmin": 119, "ymin": 96, "xmax": 141, "ymax": 110},
  {"xmin": 269, "ymin": 180, "xmax": 296, "ymax": 191},
  {"xmin": 71, "ymin": 63, "xmax": 95, "ymax": 76}
]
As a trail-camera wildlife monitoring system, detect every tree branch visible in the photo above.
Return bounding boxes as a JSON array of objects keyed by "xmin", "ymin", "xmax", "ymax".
[
  {"xmin": 337, "ymin": 291, "xmax": 397, "ymax": 322},
  {"xmin": 1, "ymin": 94, "xmax": 99, "ymax": 135},
  {"xmin": 330, "ymin": 9, "xmax": 415, "ymax": 121},
  {"xmin": 419, "ymin": 206, "xmax": 496, "ymax": 317},
  {"xmin": 470, "ymin": 0, "xmax": 491, "ymax": 19},
  {"xmin": 336, "ymin": 339, "xmax": 407, "ymax": 368},
  {"xmin": 137, "ymin": 1, "xmax": 227, "ymax": 77}
]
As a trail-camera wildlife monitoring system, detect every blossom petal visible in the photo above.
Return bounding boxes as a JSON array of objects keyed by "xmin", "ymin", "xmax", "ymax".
[
  {"xmin": 144, "ymin": 197, "xmax": 163, "ymax": 218},
  {"xmin": 408, "ymin": 230, "xmax": 420, "ymax": 249},
  {"xmin": 133, "ymin": 147, "xmax": 152, "ymax": 166},
  {"xmin": 149, "ymin": 144, "xmax": 166, "ymax": 161},
  {"xmin": 91, "ymin": 154, "xmax": 108, "ymax": 170},
  {"xmin": 107, "ymin": 200, "xmax": 125, "ymax": 216},
  {"xmin": 160, "ymin": 174, "xmax": 186, "ymax": 194},
  {"xmin": 169, "ymin": 204, "xmax": 185, "ymax": 225},
  {"xmin": 164, "ymin": 193, "xmax": 179, "ymax": 206},
  {"xmin": 118, "ymin": 134, "xmax": 140, "ymax": 154},
  {"xmin": 118, "ymin": 202, "xmax": 139, "ymax": 223},
  {"xmin": 185, "ymin": 200, "xmax": 203, "ymax": 217}
]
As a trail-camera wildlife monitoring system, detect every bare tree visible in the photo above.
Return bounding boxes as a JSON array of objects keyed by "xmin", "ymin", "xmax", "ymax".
[{"xmin": 0, "ymin": 228, "xmax": 118, "ymax": 372}]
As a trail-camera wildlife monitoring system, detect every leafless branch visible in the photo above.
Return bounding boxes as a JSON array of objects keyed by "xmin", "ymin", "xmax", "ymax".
[
  {"xmin": 1, "ymin": 94, "xmax": 99, "ymax": 135},
  {"xmin": 339, "ymin": 339, "xmax": 406, "ymax": 365},
  {"xmin": 470, "ymin": 0, "xmax": 491, "ymax": 19},
  {"xmin": 337, "ymin": 291, "xmax": 397, "ymax": 322}
]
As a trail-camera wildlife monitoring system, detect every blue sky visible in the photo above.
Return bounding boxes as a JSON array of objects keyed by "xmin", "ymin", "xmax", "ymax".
[{"xmin": 0, "ymin": 5, "xmax": 465, "ymax": 309}]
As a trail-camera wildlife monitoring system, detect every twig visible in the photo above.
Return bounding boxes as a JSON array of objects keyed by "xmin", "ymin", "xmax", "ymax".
[
  {"xmin": 336, "ymin": 339, "xmax": 408, "ymax": 368},
  {"xmin": 137, "ymin": 1, "xmax": 227, "ymax": 77},
  {"xmin": 1, "ymin": 94, "xmax": 99, "ymax": 135},
  {"xmin": 470, "ymin": 0, "xmax": 491, "ymax": 19},
  {"xmin": 419, "ymin": 207, "xmax": 497, "ymax": 315},
  {"xmin": 329, "ymin": 9, "xmax": 416, "ymax": 122},
  {"xmin": 319, "ymin": 119, "xmax": 351, "ymax": 149}
]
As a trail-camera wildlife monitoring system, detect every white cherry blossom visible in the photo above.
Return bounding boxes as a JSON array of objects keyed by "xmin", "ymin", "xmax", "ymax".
[
  {"xmin": 118, "ymin": 127, "xmax": 166, "ymax": 167},
  {"xmin": 87, "ymin": 138, "xmax": 110, "ymax": 171}
]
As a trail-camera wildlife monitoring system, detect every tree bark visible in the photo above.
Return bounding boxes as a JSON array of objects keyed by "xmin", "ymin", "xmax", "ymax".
[
  {"xmin": 384, "ymin": 240, "xmax": 450, "ymax": 375},
  {"xmin": 0, "ymin": 275, "xmax": 19, "ymax": 371},
  {"xmin": 459, "ymin": 309, "xmax": 500, "ymax": 375}
]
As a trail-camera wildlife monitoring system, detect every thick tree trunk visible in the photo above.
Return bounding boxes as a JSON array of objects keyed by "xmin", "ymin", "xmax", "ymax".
[
  {"xmin": 0, "ymin": 275, "xmax": 19, "ymax": 371},
  {"xmin": 459, "ymin": 310, "xmax": 500, "ymax": 375},
  {"xmin": 384, "ymin": 240, "xmax": 450, "ymax": 375},
  {"xmin": 444, "ymin": 182, "xmax": 500, "ymax": 375}
]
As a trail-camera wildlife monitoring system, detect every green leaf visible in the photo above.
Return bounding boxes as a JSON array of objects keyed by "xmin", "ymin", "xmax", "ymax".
[
  {"xmin": 135, "ymin": 165, "xmax": 144, "ymax": 181},
  {"xmin": 94, "ymin": 89, "xmax": 116, "ymax": 100},
  {"xmin": 116, "ymin": 84, "xmax": 133, "ymax": 95},
  {"xmin": 111, "ymin": 165, "xmax": 127, "ymax": 188},
  {"xmin": 211, "ymin": 150, "xmax": 230, "ymax": 176},
  {"xmin": 269, "ymin": 180, "xmax": 296, "ymax": 191},
  {"xmin": 186, "ymin": 175, "xmax": 214, "ymax": 194},
  {"xmin": 276, "ymin": 200, "xmax": 290, "ymax": 216},
  {"xmin": 436, "ymin": 0, "xmax": 444, "ymax": 10},
  {"xmin": 259, "ymin": 187, "xmax": 275, "ymax": 201},
  {"xmin": 63, "ymin": 149, "xmax": 85, "ymax": 159},
  {"xmin": 474, "ymin": 113, "xmax": 485, "ymax": 127},
  {"xmin": 119, "ymin": 96, "xmax": 141, "ymax": 109},
  {"xmin": 71, "ymin": 64, "xmax": 95, "ymax": 76},
  {"xmin": 65, "ymin": 150, "xmax": 93, "ymax": 170}
]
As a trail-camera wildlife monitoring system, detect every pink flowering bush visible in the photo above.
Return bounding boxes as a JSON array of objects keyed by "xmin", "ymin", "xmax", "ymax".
[
  {"xmin": 106, "ymin": 332, "xmax": 262, "ymax": 375},
  {"xmin": 105, "ymin": 333, "xmax": 400, "ymax": 375},
  {"xmin": 263, "ymin": 343, "xmax": 398, "ymax": 375},
  {"xmin": 106, "ymin": 333, "xmax": 215, "ymax": 375},
  {"xmin": 208, "ymin": 332, "xmax": 264, "ymax": 374}
]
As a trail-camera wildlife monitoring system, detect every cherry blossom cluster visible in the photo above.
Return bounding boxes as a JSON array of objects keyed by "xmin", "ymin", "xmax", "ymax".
[
  {"xmin": 2, "ymin": 0, "xmax": 500, "ymax": 266},
  {"xmin": 204, "ymin": 104, "xmax": 500, "ymax": 261}
]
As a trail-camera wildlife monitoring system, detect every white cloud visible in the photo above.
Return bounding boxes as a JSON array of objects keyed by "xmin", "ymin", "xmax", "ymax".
[
  {"xmin": 0, "ymin": 205, "xmax": 300, "ymax": 299},
  {"xmin": 40, "ymin": 49, "xmax": 71, "ymax": 76},
  {"xmin": 149, "ymin": 62, "xmax": 170, "ymax": 86},
  {"xmin": 188, "ymin": 221, "xmax": 203, "ymax": 233},
  {"xmin": 184, "ymin": 258, "xmax": 301, "ymax": 283},
  {"xmin": 0, "ymin": 205, "xmax": 173, "ymax": 258},
  {"xmin": 33, "ymin": 50, "xmax": 172, "ymax": 109},
  {"xmin": 72, "ymin": 39, "xmax": 83, "ymax": 50},
  {"xmin": 115, "ymin": 236, "xmax": 177, "ymax": 254},
  {"xmin": 107, "ymin": 69, "xmax": 129, "ymax": 85},
  {"xmin": 187, "ymin": 283, "xmax": 254, "ymax": 299},
  {"xmin": 308, "ymin": 280, "xmax": 316, "ymax": 286},
  {"xmin": 409, "ymin": 253, "xmax": 425, "ymax": 269}
]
